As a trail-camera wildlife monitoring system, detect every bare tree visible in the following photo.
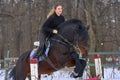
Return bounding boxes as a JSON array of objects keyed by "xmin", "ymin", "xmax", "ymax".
[{"xmin": 0, "ymin": 0, "xmax": 120, "ymax": 58}]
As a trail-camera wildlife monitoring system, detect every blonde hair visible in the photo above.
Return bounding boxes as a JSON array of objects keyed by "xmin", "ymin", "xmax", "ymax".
[
  {"xmin": 47, "ymin": 4, "xmax": 62, "ymax": 19},
  {"xmin": 47, "ymin": 7, "xmax": 55, "ymax": 19}
]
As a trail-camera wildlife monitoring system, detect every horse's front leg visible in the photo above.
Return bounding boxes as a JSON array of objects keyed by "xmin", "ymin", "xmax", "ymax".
[{"xmin": 70, "ymin": 52, "xmax": 87, "ymax": 78}]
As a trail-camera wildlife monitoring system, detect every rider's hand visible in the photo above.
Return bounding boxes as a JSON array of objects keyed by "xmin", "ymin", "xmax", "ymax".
[{"xmin": 53, "ymin": 29, "xmax": 58, "ymax": 34}]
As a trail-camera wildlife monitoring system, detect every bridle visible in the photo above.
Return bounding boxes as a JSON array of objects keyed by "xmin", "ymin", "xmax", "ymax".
[
  {"xmin": 57, "ymin": 34, "xmax": 82, "ymax": 57},
  {"xmin": 44, "ymin": 32, "xmax": 87, "ymax": 70}
]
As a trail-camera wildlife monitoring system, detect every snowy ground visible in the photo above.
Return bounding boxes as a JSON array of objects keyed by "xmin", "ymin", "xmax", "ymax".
[
  {"xmin": 0, "ymin": 67, "xmax": 120, "ymax": 80},
  {"xmin": 104, "ymin": 67, "xmax": 120, "ymax": 80},
  {"xmin": 0, "ymin": 69, "xmax": 6, "ymax": 80},
  {"xmin": 41, "ymin": 71, "xmax": 79, "ymax": 80},
  {"xmin": 0, "ymin": 69, "xmax": 82, "ymax": 80}
]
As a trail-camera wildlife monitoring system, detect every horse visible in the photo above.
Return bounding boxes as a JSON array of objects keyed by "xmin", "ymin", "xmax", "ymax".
[{"xmin": 9, "ymin": 19, "xmax": 89, "ymax": 80}]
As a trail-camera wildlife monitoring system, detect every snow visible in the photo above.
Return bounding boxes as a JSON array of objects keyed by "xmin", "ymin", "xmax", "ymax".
[
  {"xmin": 104, "ymin": 67, "xmax": 120, "ymax": 80},
  {"xmin": 0, "ymin": 69, "xmax": 86, "ymax": 80},
  {"xmin": 1, "ymin": 67, "xmax": 120, "ymax": 80},
  {"xmin": 111, "ymin": 19, "xmax": 116, "ymax": 23},
  {"xmin": 41, "ymin": 71, "xmax": 77, "ymax": 80},
  {"xmin": 14, "ymin": 0, "xmax": 20, "ymax": 4},
  {"xmin": 0, "ymin": 69, "xmax": 6, "ymax": 80}
]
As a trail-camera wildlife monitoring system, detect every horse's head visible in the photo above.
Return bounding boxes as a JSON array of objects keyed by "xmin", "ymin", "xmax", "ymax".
[{"xmin": 57, "ymin": 19, "xmax": 89, "ymax": 59}]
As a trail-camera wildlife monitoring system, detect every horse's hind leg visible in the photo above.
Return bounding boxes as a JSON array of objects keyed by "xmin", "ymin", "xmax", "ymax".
[
  {"xmin": 16, "ymin": 69, "xmax": 27, "ymax": 80},
  {"xmin": 37, "ymin": 76, "xmax": 40, "ymax": 80},
  {"xmin": 15, "ymin": 63, "xmax": 28, "ymax": 80},
  {"xmin": 26, "ymin": 74, "xmax": 31, "ymax": 80}
]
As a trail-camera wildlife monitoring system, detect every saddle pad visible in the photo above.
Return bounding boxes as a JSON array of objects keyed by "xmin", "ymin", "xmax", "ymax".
[{"xmin": 30, "ymin": 41, "xmax": 50, "ymax": 61}]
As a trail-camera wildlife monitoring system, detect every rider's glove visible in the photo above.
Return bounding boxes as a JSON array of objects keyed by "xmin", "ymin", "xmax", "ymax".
[{"xmin": 53, "ymin": 29, "xmax": 58, "ymax": 34}]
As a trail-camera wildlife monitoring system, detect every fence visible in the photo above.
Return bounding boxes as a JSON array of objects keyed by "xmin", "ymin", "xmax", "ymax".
[
  {"xmin": 0, "ymin": 52, "xmax": 120, "ymax": 80},
  {"xmin": 89, "ymin": 52, "xmax": 120, "ymax": 67},
  {"xmin": 0, "ymin": 57, "xmax": 18, "ymax": 80},
  {"xmin": 0, "ymin": 58, "xmax": 18, "ymax": 69},
  {"xmin": 89, "ymin": 52, "xmax": 120, "ymax": 80}
]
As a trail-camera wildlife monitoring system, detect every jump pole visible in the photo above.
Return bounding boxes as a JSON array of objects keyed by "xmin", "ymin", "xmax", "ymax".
[
  {"xmin": 30, "ymin": 58, "xmax": 38, "ymax": 80},
  {"xmin": 94, "ymin": 54, "xmax": 103, "ymax": 79}
]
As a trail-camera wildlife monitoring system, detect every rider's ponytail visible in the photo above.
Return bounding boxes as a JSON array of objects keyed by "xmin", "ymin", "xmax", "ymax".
[{"xmin": 47, "ymin": 7, "xmax": 55, "ymax": 19}]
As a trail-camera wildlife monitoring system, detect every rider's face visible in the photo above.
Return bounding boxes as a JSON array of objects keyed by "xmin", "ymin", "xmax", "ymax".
[{"xmin": 55, "ymin": 5, "xmax": 63, "ymax": 16}]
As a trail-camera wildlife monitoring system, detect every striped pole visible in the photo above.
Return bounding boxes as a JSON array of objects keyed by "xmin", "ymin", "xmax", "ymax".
[
  {"xmin": 86, "ymin": 77, "xmax": 99, "ymax": 80},
  {"xmin": 30, "ymin": 58, "xmax": 38, "ymax": 80},
  {"xmin": 94, "ymin": 54, "xmax": 103, "ymax": 79}
]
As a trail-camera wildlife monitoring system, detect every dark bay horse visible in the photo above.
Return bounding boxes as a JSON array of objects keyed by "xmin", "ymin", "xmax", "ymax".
[{"xmin": 9, "ymin": 19, "xmax": 89, "ymax": 80}]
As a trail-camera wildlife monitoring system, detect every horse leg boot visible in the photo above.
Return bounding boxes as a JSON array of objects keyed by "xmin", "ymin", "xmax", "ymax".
[
  {"xmin": 70, "ymin": 52, "xmax": 87, "ymax": 78},
  {"xmin": 74, "ymin": 59, "xmax": 86, "ymax": 78}
]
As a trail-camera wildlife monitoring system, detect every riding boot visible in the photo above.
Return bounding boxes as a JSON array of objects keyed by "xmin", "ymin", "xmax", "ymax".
[{"xmin": 33, "ymin": 46, "xmax": 41, "ymax": 58}]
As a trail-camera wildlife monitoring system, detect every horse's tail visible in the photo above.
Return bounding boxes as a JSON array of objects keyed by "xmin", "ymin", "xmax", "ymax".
[{"xmin": 9, "ymin": 66, "xmax": 16, "ymax": 80}]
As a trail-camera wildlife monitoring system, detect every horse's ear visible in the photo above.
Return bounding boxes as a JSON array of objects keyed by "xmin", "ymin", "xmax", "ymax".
[{"xmin": 86, "ymin": 25, "xmax": 90, "ymax": 30}]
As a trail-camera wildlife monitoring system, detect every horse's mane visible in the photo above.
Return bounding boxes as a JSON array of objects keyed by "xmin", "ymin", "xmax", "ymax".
[
  {"xmin": 56, "ymin": 19, "xmax": 88, "ymax": 49},
  {"xmin": 58, "ymin": 19, "xmax": 86, "ymax": 31}
]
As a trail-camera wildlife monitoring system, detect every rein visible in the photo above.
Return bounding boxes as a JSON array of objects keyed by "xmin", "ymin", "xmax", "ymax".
[
  {"xmin": 45, "ymin": 33, "xmax": 86, "ymax": 70},
  {"xmin": 57, "ymin": 34, "xmax": 82, "ymax": 57},
  {"xmin": 51, "ymin": 34, "xmax": 82, "ymax": 57},
  {"xmin": 44, "ymin": 54, "xmax": 65, "ymax": 70},
  {"xmin": 56, "ymin": 34, "xmax": 87, "ymax": 61}
]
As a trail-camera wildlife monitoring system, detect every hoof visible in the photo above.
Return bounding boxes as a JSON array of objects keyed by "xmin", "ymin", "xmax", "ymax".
[{"xmin": 70, "ymin": 72, "xmax": 79, "ymax": 78}]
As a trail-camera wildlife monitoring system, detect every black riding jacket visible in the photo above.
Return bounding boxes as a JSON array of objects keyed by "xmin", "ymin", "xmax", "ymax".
[{"xmin": 42, "ymin": 13, "xmax": 65, "ymax": 36}]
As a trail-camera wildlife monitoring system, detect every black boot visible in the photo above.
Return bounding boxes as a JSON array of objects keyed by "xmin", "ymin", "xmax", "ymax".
[{"xmin": 33, "ymin": 46, "xmax": 41, "ymax": 58}]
